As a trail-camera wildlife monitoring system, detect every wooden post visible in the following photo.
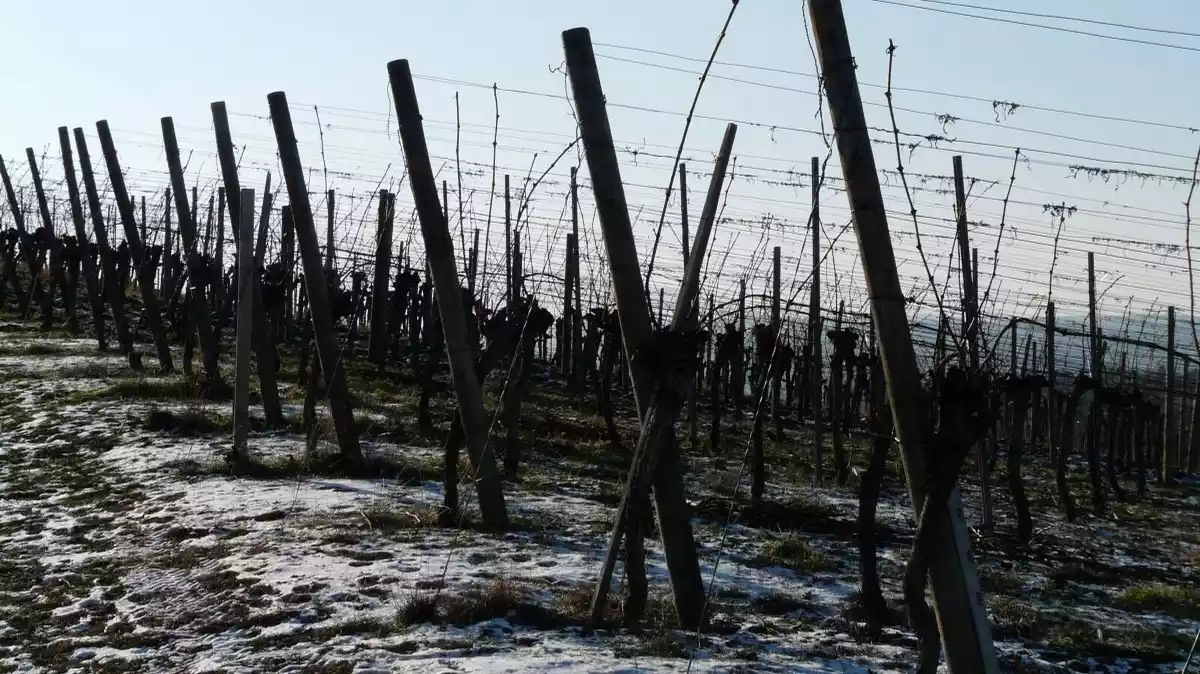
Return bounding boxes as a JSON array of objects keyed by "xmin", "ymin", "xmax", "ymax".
[
  {"xmin": 281, "ymin": 205, "xmax": 296, "ymax": 338},
  {"xmin": 73, "ymin": 128, "xmax": 137, "ymax": 367},
  {"xmin": 1166, "ymin": 305, "xmax": 1178, "ymax": 481},
  {"xmin": 571, "ymin": 167, "xmax": 584, "ymax": 406},
  {"xmin": 252, "ymin": 182, "xmax": 283, "ymax": 427},
  {"xmin": 0, "ymin": 155, "xmax": 46, "ymax": 320},
  {"xmin": 468, "ymin": 228, "xmax": 480, "ymax": 294},
  {"xmin": 267, "ymin": 92, "xmax": 361, "ymax": 462},
  {"xmin": 58, "ymin": 128, "xmax": 107, "ymax": 351},
  {"xmin": 1181, "ymin": 362, "xmax": 1192, "ymax": 467},
  {"xmin": 162, "ymin": 188, "xmax": 173, "ymax": 293},
  {"xmin": 96, "ymin": 121, "xmax": 174, "ymax": 372},
  {"xmin": 810, "ymin": 156, "xmax": 824, "ymax": 484},
  {"xmin": 325, "ymin": 189, "xmax": 335, "ymax": 273},
  {"xmin": 232, "ymin": 188, "xmax": 255, "ymax": 461},
  {"xmin": 1189, "ymin": 357, "xmax": 1200, "ymax": 474},
  {"xmin": 1087, "ymin": 252, "xmax": 1105, "ymax": 505},
  {"xmin": 140, "ymin": 195, "xmax": 147, "ymax": 246},
  {"xmin": 772, "ymin": 246, "xmax": 782, "ymax": 438},
  {"xmin": 162, "ymin": 117, "xmax": 221, "ymax": 382},
  {"xmin": 807, "ymin": 3, "xmax": 999, "ymax": 673},
  {"xmin": 736, "ymin": 278, "xmax": 746, "ymax": 417},
  {"xmin": 1047, "ymin": 301, "xmax": 1058, "ymax": 463},
  {"xmin": 504, "ymin": 174, "xmax": 512, "ymax": 306},
  {"xmin": 563, "ymin": 233, "xmax": 576, "ymax": 375},
  {"xmin": 563, "ymin": 27, "xmax": 707, "ymax": 626},
  {"xmin": 681, "ymin": 163, "xmax": 699, "ymax": 445},
  {"xmin": 953, "ymin": 156, "xmax": 978, "ymax": 370},
  {"xmin": 369, "ymin": 189, "xmax": 394, "ymax": 365},
  {"xmin": 1010, "ymin": 318, "xmax": 1018, "ymax": 378},
  {"xmin": 215, "ymin": 188, "xmax": 226, "ymax": 319},
  {"xmin": 388, "ymin": 60, "xmax": 508, "ymax": 528}
]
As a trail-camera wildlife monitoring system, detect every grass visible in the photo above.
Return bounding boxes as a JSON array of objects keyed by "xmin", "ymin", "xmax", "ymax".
[
  {"xmin": 1119, "ymin": 582, "xmax": 1200, "ymax": 620},
  {"xmin": 757, "ymin": 533, "xmax": 838, "ymax": 574}
]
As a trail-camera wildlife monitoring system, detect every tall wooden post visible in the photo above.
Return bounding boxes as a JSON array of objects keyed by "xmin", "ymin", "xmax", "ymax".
[
  {"xmin": 681, "ymin": 163, "xmax": 698, "ymax": 444},
  {"xmin": 1087, "ymin": 252, "xmax": 1105, "ymax": 505},
  {"xmin": 0, "ymin": 156, "xmax": 32, "ymax": 316},
  {"xmin": 58, "ymin": 128, "xmax": 107, "ymax": 350},
  {"xmin": 571, "ymin": 167, "xmax": 584, "ymax": 405},
  {"xmin": 772, "ymin": 246, "xmax": 782, "ymax": 437},
  {"xmin": 369, "ymin": 189, "xmax": 394, "ymax": 365},
  {"xmin": 162, "ymin": 117, "xmax": 221, "ymax": 382},
  {"xmin": 325, "ymin": 189, "xmax": 335, "ymax": 273},
  {"xmin": 1047, "ymin": 301, "xmax": 1058, "ymax": 463},
  {"xmin": 735, "ymin": 278, "xmax": 746, "ymax": 417},
  {"xmin": 810, "ymin": 156, "xmax": 824, "ymax": 484},
  {"xmin": 504, "ymin": 174, "xmax": 512, "ymax": 306},
  {"xmin": 1010, "ymin": 318, "xmax": 1018, "ymax": 378},
  {"xmin": 96, "ymin": 121, "xmax": 174, "ymax": 372},
  {"xmin": 252, "ymin": 183, "xmax": 283, "ymax": 427},
  {"xmin": 512, "ymin": 230, "xmax": 522, "ymax": 300},
  {"xmin": 388, "ymin": 59, "xmax": 508, "ymax": 528},
  {"xmin": 162, "ymin": 188, "xmax": 173, "ymax": 293},
  {"xmin": 267, "ymin": 92, "xmax": 361, "ymax": 462},
  {"xmin": 469, "ymin": 228, "xmax": 480, "ymax": 294},
  {"xmin": 25, "ymin": 148, "xmax": 57, "ymax": 328},
  {"xmin": 232, "ymin": 188, "xmax": 256, "ymax": 461},
  {"xmin": 564, "ymin": 233, "xmax": 576, "ymax": 374},
  {"xmin": 563, "ymin": 28, "xmax": 706, "ymax": 626},
  {"xmin": 953, "ymin": 156, "xmax": 978, "ymax": 370},
  {"xmin": 215, "ymin": 188, "xmax": 226, "ymax": 318},
  {"xmin": 1181, "ymin": 362, "xmax": 1192, "ymax": 467},
  {"xmin": 73, "ymin": 128, "xmax": 137, "ymax": 367},
  {"xmin": 807, "ymin": 3, "xmax": 999, "ymax": 673},
  {"xmin": 1166, "ymin": 305, "xmax": 1178, "ymax": 481},
  {"xmin": 1189, "ymin": 357, "xmax": 1200, "ymax": 474}
]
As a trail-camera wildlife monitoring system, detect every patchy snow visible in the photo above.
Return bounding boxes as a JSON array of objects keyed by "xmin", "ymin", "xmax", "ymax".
[{"xmin": 0, "ymin": 338, "xmax": 1196, "ymax": 672}]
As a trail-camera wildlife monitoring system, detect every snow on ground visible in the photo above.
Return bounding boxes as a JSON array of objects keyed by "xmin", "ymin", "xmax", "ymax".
[{"xmin": 0, "ymin": 332, "xmax": 1196, "ymax": 672}]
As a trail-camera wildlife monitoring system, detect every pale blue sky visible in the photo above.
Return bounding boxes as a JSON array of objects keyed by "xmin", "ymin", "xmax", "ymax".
[{"xmin": 3, "ymin": 0, "xmax": 1199, "ymax": 366}]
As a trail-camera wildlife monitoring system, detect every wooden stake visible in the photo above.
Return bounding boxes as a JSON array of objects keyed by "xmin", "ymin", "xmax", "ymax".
[
  {"xmin": 162, "ymin": 117, "xmax": 221, "ymax": 382},
  {"xmin": 953, "ymin": 156, "xmax": 978, "ymax": 370},
  {"xmin": 1167, "ymin": 305, "xmax": 1178, "ymax": 480},
  {"xmin": 267, "ymin": 92, "xmax": 361, "ymax": 463},
  {"xmin": 810, "ymin": 156, "xmax": 824, "ymax": 484},
  {"xmin": 564, "ymin": 26, "xmax": 710, "ymax": 627},
  {"xmin": 1047, "ymin": 301, "xmax": 1058, "ymax": 464},
  {"xmin": 253, "ymin": 182, "xmax": 283, "ymax": 427},
  {"xmin": 58, "ymin": 128, "xmax": 107, "ymax": 351},
  {"xmin": 807, "ymin": 3, "xmax": 998, "ymax": 672},
  {"xmin": 232, "ymin": 188, "xmax": 255, "ymax": 461},
  {"xmin": 73, "ymin": 128, "xmax": 138, "ymax": 367},
  {"xmin": 96, "ymin": 121, "xmax": 174, "ymax": 372},
  {"xmin": 387, "ymin": 59, "xmax": 508, "ymax": 529},
  {"xmin": 369, "ymin": 189, "xmax": 394, "ymax": 365}
]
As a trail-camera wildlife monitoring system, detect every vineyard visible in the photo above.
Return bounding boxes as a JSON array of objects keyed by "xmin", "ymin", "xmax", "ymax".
[{"xmin": 2, "ymin": 1, "xmax": 1200, "ymax": 672}]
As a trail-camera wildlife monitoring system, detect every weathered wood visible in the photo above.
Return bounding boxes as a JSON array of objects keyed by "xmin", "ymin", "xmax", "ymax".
[
  {"xmin": 369, "ymin": 190, "xmax": 394, "ymax": 365},
  {"xmin": 267, "ymin": 92, "xmax": 361, "ymax": 463},
  {"xmin": 952, "ymin": 156, "xmax": 978, "ymax": 370},
  {"xmin": 58, "ymin": 128, "xmax": 107, "ymax": 350},
  {"xmin": 1047, "ymin": 301, "xmax": 1058, "ymax": 463},
  {"xmin": 162, "ymin": 117, "xmax": 221, "ymax": 382},
  {"xmin": 25, "ymin": 148, "xmax": 58, "ymax": 329},
  {"xmin": 388, "ymin": 59, "xmax": 508, "ymax": 529},
  {"xmin": 96, "ymin": 121, "xmax": 174, "ymax": 372},
  {"xmin": 1086, "ymin": 252, "xmax": 1105, "ymax": 508},
  {"xmin": 73, "ymin": 128, "xmax": 138, "ymax": 368},
  {"xmin": 232, "ymin": 188, "xmax": 256, "ymax": 461},
  {"xmin": 810, "ymin": 156, "xmax": 824, "ymax": 484},
  {"xmin": 325, "ymin": 190, "xmax": 335, "ymax": 273},
  {"xmin": 504, "ymin": 175, "xmax": 512, "ymax": 306},
  {"xmin": 0, "ymin": 155, "xmax": 38, "ymax": 318},
  {"xmin": 252, "ymin": 183, "xmax": 283, "ymax": 427},
  {"xmin": 807, "ymin": 3, "xmax": 998, "ymax": 672},
  {"xmin": 565, "ymin": 26, "xmax": 712, "ymax": 629},
  {"xmin": 1167, "ymin": 305, "xmax": 1178, "ymax": 480},
  {"xmin": 772, "ymin": 246, "xmax": 782, "ymax": 439}
]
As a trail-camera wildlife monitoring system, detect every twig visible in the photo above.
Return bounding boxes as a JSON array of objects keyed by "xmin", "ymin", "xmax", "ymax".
[
  {"xmin": 482, "ymin": 83, "xmax": 500, "ymax": 306},
  {"xmin": 980, "ymin": 148, "xmax": 1020, "ymax": 316},
  {"xmin": 885, "ymin": 39, "xmax": 957, "ymax": 348},
  {"xmin": 644, "ymin": 0, "xmax": 741, "ymax": 299}
]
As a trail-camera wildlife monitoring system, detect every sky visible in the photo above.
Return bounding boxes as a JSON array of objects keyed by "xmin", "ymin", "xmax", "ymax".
[{"xmin": 2, "ymin": 0, "xmax": 1199, "ymax": 372}]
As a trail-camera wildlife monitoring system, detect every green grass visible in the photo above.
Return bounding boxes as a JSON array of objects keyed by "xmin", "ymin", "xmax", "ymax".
[
  {"xmin": 1119, "ymin": 583, "xmax": 1200, "ymax": 620},
  {"xmin": 757, "ymin": 534, "xmax": 838, "ymax": 573}
]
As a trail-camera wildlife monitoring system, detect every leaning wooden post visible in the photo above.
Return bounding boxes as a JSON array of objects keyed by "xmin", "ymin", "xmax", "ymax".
[
  {"xmin": 952, "ymin": 156, "xmax": 978, "ymax": 370},
  {"xmin": 807, "ymin": 3, "xmax": 999, "ymax": 673},
  {"xmin": 0, "ymin": 155, "xmax": 37, "ymax": 317},
  {"xmin": 564, "ymin": 27, "xmax": 707, "ymax": 627},
  {"xmin": 252, "ymin": 182, "xmax": 283, "ymax": 427},
  {"xmin": 1166, "ymin": 305, "xmax": 1178, "ymax": 481},
  {"xmin": 58, "ymin": 128, "xmax": 107, "ymax": 351},
  {"xmin": 232, "ymin": 188, "xmax": 256, "ymax": 462},
  {"xmin": 267, "ymin": 92, "xmax": 361, "ymax": 463},
  {"xmin": 387, "ymin": 59, "xmax": 508, "ymax": 529},
  {"xmin": 162, "ymin": 117, "xmax": 221, "ymax": 382},
  {"xmin": 1086, "ymin": 252, "xmax": 1105, "ymax": 507},
  {"xmin": 96, "ymin": 121, "xmax": 174, "ymax": 372},
  {"xmin": 26, "ymin": 148, "xmax": 58, "ymax": 330},
  {"xmin": 369, "ymin": 189, "xmax": 394, "ymax": 365},
  {"xmin": 73, "ymin": 128, "xmax": 138, "ymax": 368},
  {"xmin": 810, "ymin": 156, "xmax": 825, "ymax": 484}
]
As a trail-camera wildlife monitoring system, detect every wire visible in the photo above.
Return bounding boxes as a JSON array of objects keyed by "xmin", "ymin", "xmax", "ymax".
[{"xmin": 866, "ymin": 0, "xmax": 1200, "ymax": 54}]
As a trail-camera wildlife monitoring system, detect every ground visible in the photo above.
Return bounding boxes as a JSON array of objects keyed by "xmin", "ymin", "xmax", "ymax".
[{"xmin": 0, "ymin": 326, "xmax": 1197, "ymax": 673}]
